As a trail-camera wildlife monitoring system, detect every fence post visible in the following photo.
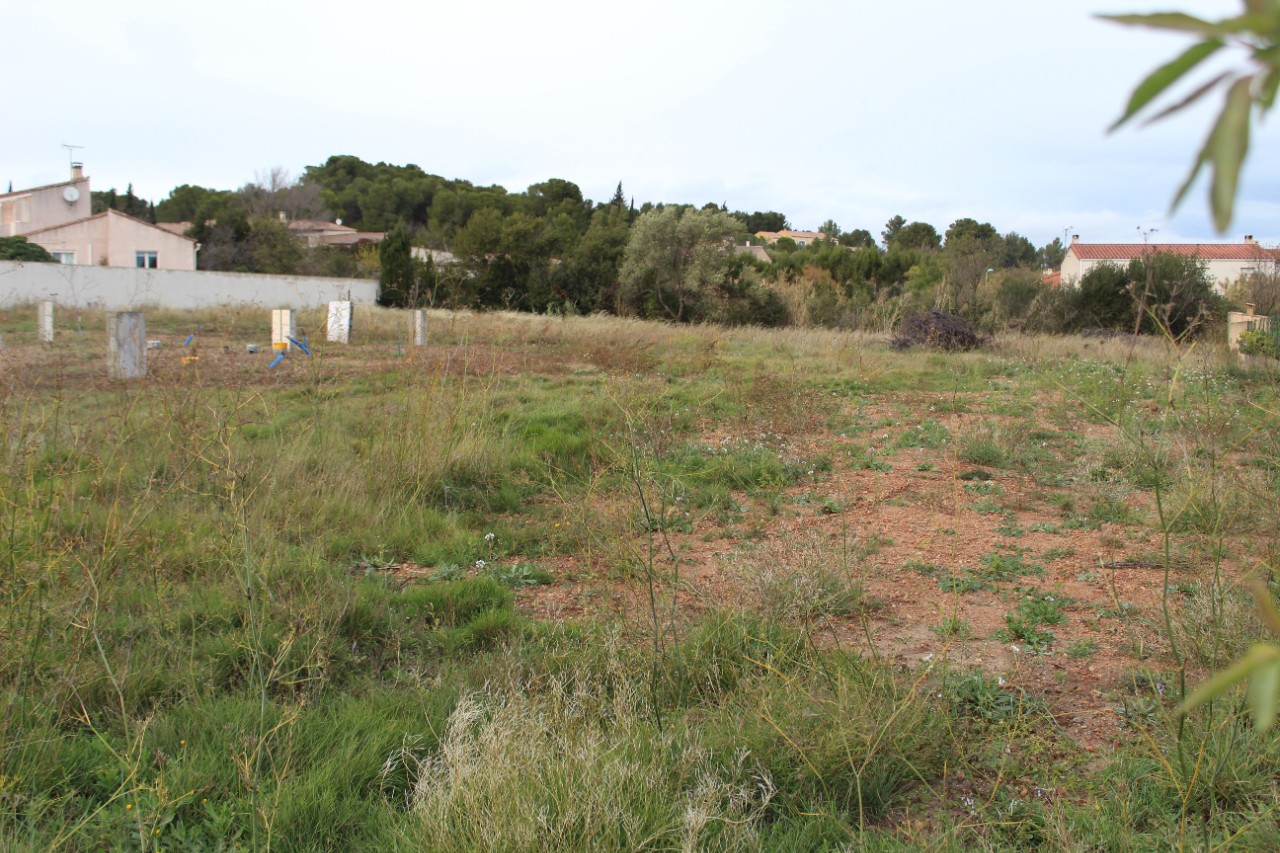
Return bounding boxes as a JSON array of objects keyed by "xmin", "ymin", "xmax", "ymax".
[
  {"xmin": 38, "ymin": 301, "xmax": 54, "ymax": 343},
  {"xmin": 272, "ymin": 309, "xmax": 295, "ymax": 351},
  {"xmin": 327, "ymin": 301, "xmax": 352, "ymax": 343},
  {"xmin": 413, "ymin": 309, "xmax": 428, "ymax": 346},
  {"xmin": 107, "ymin": 312, "xmax": 146, "ymax": 379}
]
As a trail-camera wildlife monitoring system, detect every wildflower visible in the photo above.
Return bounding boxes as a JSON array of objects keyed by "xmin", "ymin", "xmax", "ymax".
[
  {"xmin": 126, "ymin": 804, "xmax": 133, "ymax": 810},
  {"xmin": 484, "ymin": 532, "xmax": 495, "ymax": 545}
]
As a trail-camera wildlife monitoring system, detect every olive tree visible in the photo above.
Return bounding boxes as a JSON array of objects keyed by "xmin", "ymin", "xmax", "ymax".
[{"xmin": 617, "ymin": 206, "xmax": 743, "ymax": 322}]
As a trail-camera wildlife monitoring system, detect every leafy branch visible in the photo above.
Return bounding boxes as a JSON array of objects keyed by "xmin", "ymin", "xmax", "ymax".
[{"xmin": 1103, "ymin": 1, "xmax": 1280, "ymax": 232}]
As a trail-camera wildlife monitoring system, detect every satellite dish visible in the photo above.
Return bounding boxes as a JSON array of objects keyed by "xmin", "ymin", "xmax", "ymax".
[{"xmin": 63, "ymin": 186, "xmax": 81, "ymax": 204}]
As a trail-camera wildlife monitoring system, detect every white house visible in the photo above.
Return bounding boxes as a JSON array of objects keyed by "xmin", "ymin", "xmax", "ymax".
[
  {"xmin": 1061, "ymin": 235, "xmax": 1280, "ymax": 293},
  {"xmin": 2, "ymin": 164, "xmax": 197, "ymax": 270}
]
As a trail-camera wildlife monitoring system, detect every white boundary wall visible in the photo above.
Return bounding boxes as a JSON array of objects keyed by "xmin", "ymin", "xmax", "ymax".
[{"xmin": 0, "ymin": 261, "xmax": 378, "ymax": 310}]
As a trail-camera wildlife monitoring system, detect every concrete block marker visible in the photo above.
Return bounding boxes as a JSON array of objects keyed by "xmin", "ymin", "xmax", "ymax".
[
  {"xmin": 413, "ymin": 310, "xmax": 428, "ymax": 346},
  {"xmin": 272, "ymin": 309, "xmax": 295, "ymax": 351},
  {"xmin": 38, "ymin": 302, "xmax": 54, "ymax": 342},
  {"xmin": 107, "ymin": 312, "xmax": 147, "ymax": 379},
  {"xmin": 327, "ymin": 301, "xmax": 352, "ymax": 343}
]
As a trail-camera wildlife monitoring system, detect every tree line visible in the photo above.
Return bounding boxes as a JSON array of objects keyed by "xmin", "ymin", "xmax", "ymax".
[{"xmin": 71, "ymin": 154, "xmax": 1252, "ymax": 336}]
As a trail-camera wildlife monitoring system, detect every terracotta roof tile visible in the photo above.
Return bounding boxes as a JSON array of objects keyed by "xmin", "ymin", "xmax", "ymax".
[{"xmin": 1070, "ymin": 243, "xmax": 1280, "ymax": 261}]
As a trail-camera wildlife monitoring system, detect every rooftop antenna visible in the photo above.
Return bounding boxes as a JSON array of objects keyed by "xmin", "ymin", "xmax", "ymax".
[
  {"xmin": 1138, "ymin": 225, "xmax": 1158, "ymax": 243},
  {"xmin": 62, "ymin": 143, "xmax": 84, "ymax": 170},
  {"xmin": 1063, "ymin": 226, "xmax": 1073, "ymax": 246}
]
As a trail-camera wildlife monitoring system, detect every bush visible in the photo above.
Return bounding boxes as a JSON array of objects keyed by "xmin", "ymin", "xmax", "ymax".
[
  {"xmin": 1073, "ymin": 253, "xmax": 1219, "ymax": 337},
  {"xmin": 1238, "ymin": 327, "xmax": 1280, "ymax": 359},
  {"xmin": 890, "ymin": 310, "xmax": 986, "ymax": 351},
  {"xmin": 0, "ymin": 235, "xmax": 54, "ymax": 262}
]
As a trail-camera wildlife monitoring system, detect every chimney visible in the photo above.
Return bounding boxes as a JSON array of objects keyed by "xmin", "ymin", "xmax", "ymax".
[
  {"xmin": 1071, "ymin": 234, "xmax": 1079, "ymax": 244},
  {"xmin": 71, "ymin": 162, "xmax": 84, "ymax": 181},
  {"xmin": 1245, "ymin": 234, "xmax": 1256, "ymax": 244}
]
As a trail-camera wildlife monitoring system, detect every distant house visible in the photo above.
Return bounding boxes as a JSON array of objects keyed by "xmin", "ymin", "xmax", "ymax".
[
  {"xmin": 1061, "ymin": 235, "xmax": 1280, "ymax": 293},
  {"xmin": 2, "ymin": 164, "xmax": 196, "ymax": 270},
  {"xmin": 754, "ymin": 229, "xmax": 832, "ymax": 248},
  {"xmin": 286, "ymin": 218, "xmax": 384, "ymax": 248},
  {"xmin": 411, "ymin": 247, "xmax": 459, "ymax": 266},
  {"xmin": 25, "ymin": 209, "xmax": 198, "ymax": 270},
  {"xmin": 733, "ymin": 244, "xmax": 771, "ymax": 262}
]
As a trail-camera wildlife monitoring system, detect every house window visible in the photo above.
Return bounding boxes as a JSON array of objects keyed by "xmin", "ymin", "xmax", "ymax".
[
  {"xmin": 135, "ymin": 251, "xmax": 158, "ymax": 269},
  {"xmin": 50, "ymin": 251, "xmax": 76, "ymax": 265}
]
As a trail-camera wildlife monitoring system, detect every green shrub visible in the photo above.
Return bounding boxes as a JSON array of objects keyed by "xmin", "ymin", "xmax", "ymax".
[{"xmin": 1238, "ymin": 327, "xmax": 1280, "ymax": 359}]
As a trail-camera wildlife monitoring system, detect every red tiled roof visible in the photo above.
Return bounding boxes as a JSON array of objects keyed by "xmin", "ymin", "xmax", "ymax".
[
  {"xmin": 1069, "ymin": 243, "xmax": 1280, "ymax": 261},
  {"xmin": 287, "ymin": 219, "xmax": 355, "ymax": 234}
]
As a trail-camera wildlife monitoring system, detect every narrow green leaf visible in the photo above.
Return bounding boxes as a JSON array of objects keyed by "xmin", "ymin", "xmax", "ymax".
[
  {"xmin": 1170, "ymin": 143, "xmax": 1210, "ymax": 215},
  {"xmin": 1111, "ymin": 39, "xmax": 1224, "ymax": 130},
  {"xmin": 1139, "ymin": 70, "xmax": 1231, "ymax": 127},
  {"xmin": 1207, "ymin": 76, "xmax": 1254, "ymax": 232},
  {"xmin": 1234, "ymin": 10, "xmax": 1280, "ymax": 37},
  {"xmin": 1248, "ymin": 660, "xmax": 1280, "ymax": 729},
  {"xmin": 1260, "ymin": 68, "xmax": 1280, "ymax": 111},
  {"xmin": 1249, "ymin": 578, "xmax": 1280, "ymax": 636},
  {"xmin": 1180, "ymin": 643, "xmax": 1280, "ymax": 714},
  {"xmin": 1243, "ymin": 0, "xmax": 1280, "ymax": 19},
  {"xmin": 1100, "ymin": 12, "xmax": 1221, "ymax": 35}
]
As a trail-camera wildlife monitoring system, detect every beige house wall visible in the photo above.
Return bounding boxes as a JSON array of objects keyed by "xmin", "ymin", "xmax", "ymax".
[
  {"xmin": 27, "ymin": 216, "xmax": 108, "ymax": 266},
  {"xmin": 1, "ymin": 177, "xmax": 92, "ymax": 236},
  {"xmin": 29, "ymin": 210, "xmax": 197, "ymax": 270},
  {"xmin": 1061, "ymin": 251, "xmax": 1277, "ymax": 294},
  {"xmin": 104, "ymin": 212, "xmax": 197, "ymax": 270}
]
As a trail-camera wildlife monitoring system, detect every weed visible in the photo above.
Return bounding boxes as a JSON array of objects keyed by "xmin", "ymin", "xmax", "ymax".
[
  {"xmin": 946, "ymin": 671, "xmax": 1036, "ymax": 723},
  {"xmin": 1000, "ymin": 615, "xmax": 1056, "ymax": 651},
  {"xmin": 1067, "ymin": 639, "xmax": 1098, "ymax": 659},
  {"xmin": 932, "ymin": 616, "xmax": 972, "ymax": 639},
  {"xmin": 958, "ymin": 427, "xmax": 1012, "ymax": 468},
  {"xmin": 976, "ymin": 552, "xmax": 1043, "ymax": 583}
]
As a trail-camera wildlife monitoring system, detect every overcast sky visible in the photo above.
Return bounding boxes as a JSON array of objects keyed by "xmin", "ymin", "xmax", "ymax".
[{"xmin": 5, "ymin": 0, "xmax": 1277, "ymax": 247}]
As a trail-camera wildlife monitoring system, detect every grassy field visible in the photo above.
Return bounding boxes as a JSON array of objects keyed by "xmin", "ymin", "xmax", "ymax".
[{"xmin": 2, "ymin": 304, "xmax": 1279, "ymax": 851}]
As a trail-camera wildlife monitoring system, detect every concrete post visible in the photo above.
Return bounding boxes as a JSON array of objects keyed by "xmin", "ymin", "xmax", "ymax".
[
  {"xmin": 413, "ymin": 309, "xmax": 428, "ymax": 346},
  {"xmin": 38, "ymin": 301, "xmax": 54, "ymax": 342},
  {"xmin": 327, "ymin": 301, "xmax": 352, "ymax": 343},
  {"xmin": 272, "ymin": 309, "xmax": 295, "ymax": 351},
  {"xmin": 107, "ymin": 312, "xmax": 146, "ymax": 379}
]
